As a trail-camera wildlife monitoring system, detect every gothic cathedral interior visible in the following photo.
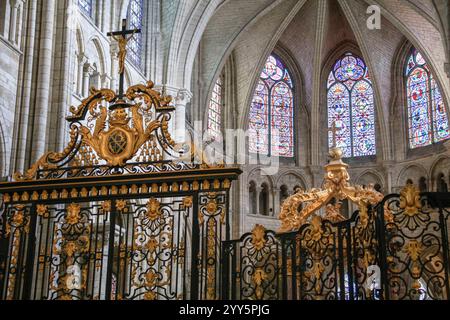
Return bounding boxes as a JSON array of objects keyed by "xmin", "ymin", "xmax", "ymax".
[{"xmin": 0, "ymin": 0, "xmax": 450, "ymax": 302}]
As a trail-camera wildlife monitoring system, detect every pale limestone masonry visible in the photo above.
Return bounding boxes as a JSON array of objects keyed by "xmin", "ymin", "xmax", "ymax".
[{"xmin": 0, "ymin": 0, "xmax": 449, "ymax": 237}]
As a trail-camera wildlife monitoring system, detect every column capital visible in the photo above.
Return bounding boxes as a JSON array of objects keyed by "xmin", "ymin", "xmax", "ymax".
[
  {"xmin": 78, "ymin": 54, "xmax": 88, "ymax": 64},
  {"xmin": 175, "ymin": 89, "xmax": 193, "ymax": 105},
  {"xmin": 154, "ymin": 85, "xmax": 192, "ymax": 105},
  {"xmin": 9, "ymin": 0, "xmax": 20, "ymax": 9}
]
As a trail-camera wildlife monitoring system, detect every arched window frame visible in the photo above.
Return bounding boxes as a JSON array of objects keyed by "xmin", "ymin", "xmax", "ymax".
[
  {"xmin": 405, "ymin": 47, "xmax": 450, "ymax": 149},
  {"xmin": 207, "ymin": 76, "xmax": 224, "ymax": 139},
  {"xmin": 126, "ymin": 0, "xmax": 144, "ymax": 68},
  {"xmin": 249, "ymin": 53, "xmax": 295, "ymax": 158},
  {"xmin": 78, "ymin": 0, "xmax": 94, "ymax": 17},
  {"xmin": 327, "ymin": 52, "xmax": 376, "ymax": 158}
]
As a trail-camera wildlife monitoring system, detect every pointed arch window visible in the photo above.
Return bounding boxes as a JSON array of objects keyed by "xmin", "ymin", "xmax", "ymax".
[
  {"xmin": 207, "ymin": 77, "xmax": 223, "ymax": 138},
  {"xmin": 78, "ymin": 0, "xmax": 93, "ymax": 17},
  {"xmin": 327, "ymin": 52, "xmax": 376, "ymax": 158},
  {"xmin": 405, "ymin": 48, "xmax": 450, "ymax": 148},
  {"xmin": 249, "ymin": 54, "xmax": 294, "ymax": 157},
  {"xmin": 127, "ymin": 0, "xmax": 144, "ymax": 68}
]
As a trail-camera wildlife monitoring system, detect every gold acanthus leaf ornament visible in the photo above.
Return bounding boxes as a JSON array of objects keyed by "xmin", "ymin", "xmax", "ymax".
[
  {"xmin": 81, "ymin": 104, "xmax": 161, "ymax": 166},
  {"xmin": 66, "ymin": 203, "xmax": 81, "ymax": 225},
  {"xmin": 251, "ymin": 224, "xmax": 267, "ymax": 251},
  {"xmin": 399, "ymin": 183, "xmax": 421, "ymax": 217},
  {"xmin": 13, "ymin": 126, "xmax": 79, "ymax": 181},
  {"xmin": 146, "ymin": 198, "xmax": 161, "ymax": 221},
  {"xmin": 14, "ymin": 82, "xmax": 177, "ymax": 181}
]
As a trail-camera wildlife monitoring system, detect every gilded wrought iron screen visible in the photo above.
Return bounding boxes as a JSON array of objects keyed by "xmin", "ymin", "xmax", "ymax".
[
  {"xmin": 0, "ymin": 78, "xmax": 241, "ymax": 300},
  {"xmin": 221, "ymin": 188, "xmax": 450, "ymax": 300}
]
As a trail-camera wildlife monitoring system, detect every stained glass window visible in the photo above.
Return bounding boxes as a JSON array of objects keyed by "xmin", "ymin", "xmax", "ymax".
[
  {"xmin": 78, "ymin": 0, "xmax": 93, "ymax": 17},
  {"xmin": 249, "ymin": 54, "xmax": 294, "ymax": 157},
  {"xmin": 406, "ymin": 48, "xmax": 450, "ymax": 148},
  {"xmin": 327, "ymin": 52, "xmax": 376, "ymax": 158},
  {"xmin": 127, "ymin": 0, "xmax": 144, "ymax": 68},
  {"xmin": 207, "ymin": 77, "xmax": 223, "ymax": 138}
]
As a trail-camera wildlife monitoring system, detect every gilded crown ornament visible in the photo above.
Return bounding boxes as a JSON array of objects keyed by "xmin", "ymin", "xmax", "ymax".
[
  {"xmin": 12, "ymin": 20, "xmax": 185, "ymax": 181},
  {"xmin": 278, "ymin": 123, "xmax": 384, "ymax": 233}
]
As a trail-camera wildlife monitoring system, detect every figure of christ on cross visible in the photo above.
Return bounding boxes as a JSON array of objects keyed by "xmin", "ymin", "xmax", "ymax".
[{"xmin": 107, "ymin": 19, "xmax": 141, "ymax": 99}]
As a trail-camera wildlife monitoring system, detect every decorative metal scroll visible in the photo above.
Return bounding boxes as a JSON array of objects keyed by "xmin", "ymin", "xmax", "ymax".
[
  {"xmin": 222, "ymin": 185, "xmax": 450, "ymax": 301},
  {"xmin": 12, "ymin": 81, "xmax": 193, "ymax": 182},
  {"xmin": 278, "ymin": 147, "xmax": 383, "ymax": 233},
  {"xmin": 0, "ymin": 178, "xmax": 236, "ymax": 300},
  {"xmin": 377, "ymin": 185, "xmax": 450, "ymax": 300},
  {"xmin": 222, "ymin": 225, "xmax": 280, "ymax": 300},
  {"xmin": 0, "ymin": 52, "xmax": 239, "ymax": 299}
]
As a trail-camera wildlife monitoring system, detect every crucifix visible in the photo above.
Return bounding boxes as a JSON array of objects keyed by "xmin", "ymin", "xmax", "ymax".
[
  {"xmin": 329, "ymin": 121, "xmax": 339, "ymax": 148},
  {"xmin": 107, "ymin": 19, "xmax": 141, "ymax": 100}
]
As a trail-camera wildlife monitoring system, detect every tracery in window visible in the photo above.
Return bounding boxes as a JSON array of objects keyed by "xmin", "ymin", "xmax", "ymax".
[
  {"xmin": 126, "ymin": 0, "xmax": 144, "ymax": 68},
  {"xmin": 249, "ymin": 54, "xmax": 294, "ymax": 157},
  {"xmin": 405, "ymin": 48, "xmax": 450, "ymax": 148},
  {"xmin": 207, "ymin": 77, "xmax": 223, "ymax": 139},
  {"xmin": 327, "ymin": 52, "xmax": 376, "ymax": 158}
]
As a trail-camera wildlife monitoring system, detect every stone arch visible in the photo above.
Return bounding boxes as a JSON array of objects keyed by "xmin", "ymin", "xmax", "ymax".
[
  {"xmin": 320, "ymin": 40, "xmax": 386, "ymax": 162},
  {"xmin": 189, "ymin": 0, "xmax": 305, "ymax": 134},
  {"xmin": 124, "ymin": 66, "xmax": 132, "ymax": 89},
  {"xmin": 242, "ymin": 44, "xmax": 309, "ymax": 166},
  {"xmin": 247, "ymin": 167, "xmax": 276, "ymax": 217},
  {"xmin": 372, "ymin": 0, "xmax": 450, "ymax": 123},
  {"xmin": 170, "ymin": 0, "xmax": 222, "ymax": 89},
  {"xmin": 237, "ymin": 1, "xmax": 307, "ymax": 134},
  {"xmin": 75, "ymin": 23, "xmax": 86, "ymax": 54},
  {"xmin": 275, "ymin": 171, "xmax": 308, "ymax": 190},
  {"xmin": 355, "ymin": 170, "xmax": 385, "ymax": 190},
  {"xmin": 118, "ymin": 0, "xmax": 131, "ymax": 25},
  {"xmin": 397, "ymin": 164, "xmax": 429, "ymax": 188},
  {"xmin": 430, "ymin": 156, "xmax": 450, "ymax": 191},
  {"xmin": 390, "ymin": 38, "xmax": 412, "ymax": 160},
  {"xmin": 88, "ymin": 36, "xmax": 107, "ymax": 75}
]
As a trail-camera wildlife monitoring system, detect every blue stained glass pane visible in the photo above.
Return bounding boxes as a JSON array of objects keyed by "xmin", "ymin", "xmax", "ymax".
[
  {"xmin": 249, "ymin": 54, "xmax": 294, "ymax": 157},
  {"xmin": 406, "ymin": 47, "xmax": 450, "ymax": 148},
  {"xmin": 78, "ymin": 0, "xmax": 93, "ymax": 17},
  {"xmin": 431, "ymin": 77, "xmax": 450, "ymax": 142},
  {"xmin": 207, "ymin": 77, "xmax": 223, "ymax": 139},
  {"xmin": 127, "ymin": 0, "xmax": 144, "ymax": 68},
  {"xmin": 351, "ymin": 80, "xmax": 375, "ymax": 156},
  {"xmin": 327, "ymin": 52, "xmax": 376, "ymax": 158}
]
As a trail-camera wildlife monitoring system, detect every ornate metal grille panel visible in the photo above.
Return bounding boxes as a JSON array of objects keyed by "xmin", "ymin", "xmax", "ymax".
[
  {"xmin": 0, "ymin": 183, "xmax": 238, "ymax": 300},
  {"xmin": 222, "ymin": 189, "xmax": 450, "ymax": 300},
  {"xmin": 378, "ymin": 190, "xmax": 450, "ymax": 300}
]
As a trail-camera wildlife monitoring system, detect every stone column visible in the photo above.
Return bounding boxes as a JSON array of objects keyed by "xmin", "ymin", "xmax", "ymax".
[
  {"xmin": 174, "ymin": 89, "xmax": 193, "ymax": 143},
  {"xmin": 98, "ymin": 0, "xmax": 105, "ymax": 31},
  {"xmin": 110, "ymin": 43, "xmax": 118, "ymax": 92},
  {"xmin": 145, "ymin": 0, "xmax": 162, "ymax": 82},
  {"xmin": 255, "ymin": 186, "xmax": 261, "ymax": 216},
  {"xmin": 274, "ymin": 188, "xmax": 281, "ymax": 217},
  {"xmin": 15, "ymin": 1, "xmax": 24, "ymax": 47},
  {"xmin": 0, "ymin": 0, "xmax": 11, "ymax": 38},
  {"xmin": 55, "ymin": 0, "xmax": 76, "ymax": 150},
  {"xmin": 8, "ymin": 0, "xmax": 18, "ymax": 43},
  {"xmin": 31, "ymin": 0, "xmax": 56, "ymax": 163},
  {"xmin": 76, "ymin": 55, "xmax": 86, "ymax": 96},
  {"xmin": 12, "ymin": 0, "xmax": 37, "ymax": 173},
  {"xmin": 82, "ymin": 63, "xmax": 91, "ymax": 97}
]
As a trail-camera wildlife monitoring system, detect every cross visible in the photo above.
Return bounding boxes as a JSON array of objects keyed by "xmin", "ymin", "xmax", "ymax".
[
  {"xmin": 107, "ymin": 19, "xmax": 141, "ymax": 100},
  {"xmin": 329, "ymin": 121, "xmax": 339, "ymax": 148}
]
